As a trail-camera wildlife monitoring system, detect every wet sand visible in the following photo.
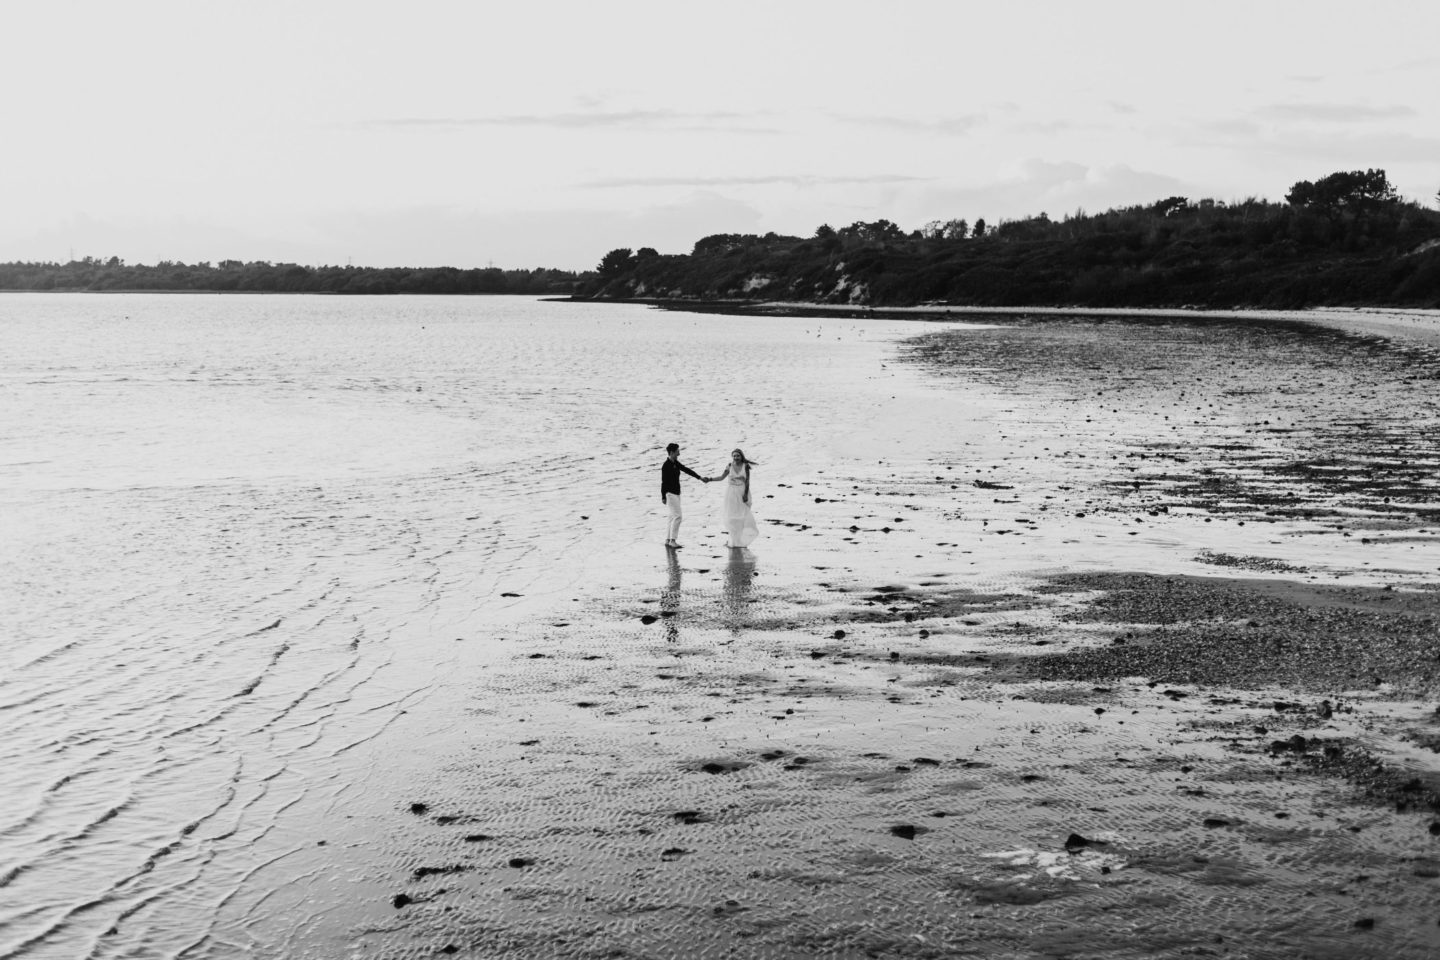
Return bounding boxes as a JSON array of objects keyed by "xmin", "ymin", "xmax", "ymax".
[
  {"xmin": 366, "ymin": 308, "xmax": 1440, "ymax": 959},
  {"xmin": 754, "ymin": 302, "xmax": 1440, "ymax": 349}
]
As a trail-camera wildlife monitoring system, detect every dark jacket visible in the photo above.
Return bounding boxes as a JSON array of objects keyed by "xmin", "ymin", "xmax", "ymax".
[{"xmin": 662, "ymin": 458, "xmax": 703, "ymax": 501}]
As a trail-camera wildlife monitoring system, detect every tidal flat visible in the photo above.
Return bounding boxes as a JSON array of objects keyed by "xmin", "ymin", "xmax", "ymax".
[
  {"xmin": 3, "ymin": 296, "xmax": 1438, "ymax": 959},
  {"xmin": 368, "ymin": 308, "xmax": 1440, "ymax": 959}
]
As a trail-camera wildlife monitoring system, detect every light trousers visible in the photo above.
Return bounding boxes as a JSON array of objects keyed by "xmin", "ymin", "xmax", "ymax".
[{"xmin": 665, "ymin": 494, "xmax": 683, "ymax": 541}]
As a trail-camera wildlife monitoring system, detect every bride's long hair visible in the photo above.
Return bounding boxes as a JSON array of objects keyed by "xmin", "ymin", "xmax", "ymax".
[{"xmin": 731, "ymin": 448, "xmax": 758, "ymax": 469}]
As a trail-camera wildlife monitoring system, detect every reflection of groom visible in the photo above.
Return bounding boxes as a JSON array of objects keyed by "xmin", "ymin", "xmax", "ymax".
[{"xmin": 661, "ymin": 442, "xmax": 707, "ymax": 549}]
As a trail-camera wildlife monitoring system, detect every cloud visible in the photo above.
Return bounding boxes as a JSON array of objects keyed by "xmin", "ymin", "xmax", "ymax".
[
  {"xmin": 1188, "ymin": 120, "xmax": 1440, "ymax": 165},
  {"xmin": 904, "ymin": 161, "xmax": 1194, "ymax": 224},
  {"xmin": 364, "ymin": 110, "xmax": 776, "ymax": 133},
  {"xmin": 1365, "ymin": 54, "xmax": 1440, "ymax": 76},
  {"xmin": 835, "ymin": 113, "xmax": 987, "ymax": 135},
  {"xmin": 1254, "ymin": 131, "xmax": 1440, "ymax": 172},
  {"xmin": 300, "ymin": 191, "xmax": 767, "ymax": 269},
  {"xmin": 0, "ymin": 213, "xmax": 324, "ymax": 266},
  {"xmin": 1197, "ymin": 118, "xmax": 1263, "ymax": 138},
  {"xmin": 1255, "ymin": 102, "xmax": 1418, "ymax": 123},
  {"xmin": 580, "ymin": 174, "xmax": 929, "ymax": 189},
  {"xmin": 0, "ymin": 192, "xmax": 771, "ymax": 271}
]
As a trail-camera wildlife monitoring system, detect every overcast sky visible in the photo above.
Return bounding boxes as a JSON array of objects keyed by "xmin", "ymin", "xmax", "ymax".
[{"xmin": 2, "ymin": 0, "xmax": 1437, "ymax": 271}]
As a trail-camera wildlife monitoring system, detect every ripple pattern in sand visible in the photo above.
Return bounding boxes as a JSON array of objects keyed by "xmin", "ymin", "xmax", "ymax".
[{"xmin": 362, "ymin": 560, "xmax": 1440, "ymax": 959}]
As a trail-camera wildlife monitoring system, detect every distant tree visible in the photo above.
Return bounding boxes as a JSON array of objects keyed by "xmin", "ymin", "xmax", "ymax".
[
  {"xmin": 943, "ymin": 219, "xmax": 969, "ymax": 240},
  {"xmin": 1153, "ymin": 196, "xmax": 1189, "ymax": 218},
  {"xmin": 636, "ymin": 247, "xmax": 659, "ymax": 259},
  {"xmin": 814, "ymin": 223, "xmax": 836, "ymax": 239},
  {"xmin": 837, "ymin": 219, "xmax": 906, "ymax": 244},
  {"xmin": 972, "ymin": 218, "xmax": 987, "ymax": 238},
  {"xmin": 692, "ymin": 234, "xmax": 760, "ymax": 257},
  {"xmin": 597, "ymin": 248, "xmax": 635, "ymax": 279},
  {"xmin": 1286, "ymin": 169, "xmax": 1397, "ymax": 216},
  {"xmin": 920, "ymin": 220, "xmax": 947, "ymax": 240}
]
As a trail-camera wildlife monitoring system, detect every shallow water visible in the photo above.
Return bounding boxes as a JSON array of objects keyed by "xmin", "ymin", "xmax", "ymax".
[
  {"xmin": 0, "ymin": 294, "xmax": 987, "ymax": 959},
  {"xmin": 2, "ymin": 295, "xmax": 1437, "ymax": 959}
]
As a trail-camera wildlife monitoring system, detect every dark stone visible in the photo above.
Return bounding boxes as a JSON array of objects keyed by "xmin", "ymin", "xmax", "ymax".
[
  {"xmin": 640, "ymin": 615, "xmax": 658, "ymax": 625},
  {"xmin": 392, "ymin": 893, "xmax": 413, "ymax": 909},
  {"xmin": 409, "ymin": 803, "xmax": 428, "ymax": 815}
]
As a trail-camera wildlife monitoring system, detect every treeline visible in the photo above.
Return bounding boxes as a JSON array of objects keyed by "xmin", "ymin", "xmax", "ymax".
[
  {"xmin": 0, "ymin": 258, "xmax": 588, "ymax": 295},
  {"xmin": 583, "ymin": 170, "xmax": 1440, "ymax": 309}
]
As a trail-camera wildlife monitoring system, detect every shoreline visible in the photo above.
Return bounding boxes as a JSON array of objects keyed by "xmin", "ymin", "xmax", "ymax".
[{"xmin": 576, "ymin": 295, "xmax": 1440, "ymax": 347}]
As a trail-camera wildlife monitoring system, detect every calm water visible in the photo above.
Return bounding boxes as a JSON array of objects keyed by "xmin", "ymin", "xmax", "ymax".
[{"xmin": 1, "ymin": 294, "xmax": 978, "ymax": 959}]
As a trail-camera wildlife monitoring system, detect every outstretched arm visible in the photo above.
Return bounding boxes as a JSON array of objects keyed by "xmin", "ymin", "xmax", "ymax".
[
  {"xmin": 679, "ymin": 461, "xmax": 706, "ymax": 482},
  {"xmin": 708, "ymin": 465, "xmax": 731, "ymax": 483}
]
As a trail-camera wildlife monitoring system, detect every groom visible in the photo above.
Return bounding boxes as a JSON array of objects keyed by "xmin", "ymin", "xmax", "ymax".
[{"xmin": 661, "ymin": 442, "xmax": 708, "ymax": 549}]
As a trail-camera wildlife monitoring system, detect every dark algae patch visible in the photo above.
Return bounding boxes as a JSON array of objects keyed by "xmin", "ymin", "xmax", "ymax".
[{"xmin": 1015, "ymin": 573, "xmax": 1440, "ymax": 693}]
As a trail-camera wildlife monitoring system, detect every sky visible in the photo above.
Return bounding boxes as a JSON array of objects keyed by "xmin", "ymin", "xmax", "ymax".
[{"xmin": 2, "ymin": 0, "xmax": 1437, "ymax": 271}]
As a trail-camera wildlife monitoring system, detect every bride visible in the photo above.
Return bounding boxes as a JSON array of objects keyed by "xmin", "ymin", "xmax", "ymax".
[{"xmin": 708, "ymin": 449, "xmax": 759, "ymax": 549}]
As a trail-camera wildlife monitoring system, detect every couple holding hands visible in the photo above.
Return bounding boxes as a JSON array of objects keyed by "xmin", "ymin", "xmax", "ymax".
[{"xmin": 661, "ymin": 443, "xmax": 759, "ymax": 550}]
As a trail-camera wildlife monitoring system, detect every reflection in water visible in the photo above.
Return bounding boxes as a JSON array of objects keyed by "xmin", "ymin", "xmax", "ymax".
[
  {"xmin": 661, "ymin": 549, "xmax": 682, "ymax": 641},
  {"xmin": 721, "ymin": 548, "xmax": 756, "ymax": 631}
]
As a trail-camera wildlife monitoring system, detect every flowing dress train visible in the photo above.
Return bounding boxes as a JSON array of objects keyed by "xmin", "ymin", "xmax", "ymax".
[{"xmin": 722, "ymin": 465, "xmax": 759, "ymax": 548}]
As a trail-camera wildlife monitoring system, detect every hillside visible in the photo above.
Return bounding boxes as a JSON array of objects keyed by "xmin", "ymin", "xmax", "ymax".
[{"xmin": 582, "ymin": 171, "xmax": 1440, "ymax": 310}]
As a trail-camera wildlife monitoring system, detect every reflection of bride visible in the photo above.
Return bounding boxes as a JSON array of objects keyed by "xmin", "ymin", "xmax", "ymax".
[
  {"xmin": 720, "ymin": 547, "xmax": 755, "ymax": 629},
  {"xmin": 708, "ymin": 448, "xmax": 759, "ymax": 548}
]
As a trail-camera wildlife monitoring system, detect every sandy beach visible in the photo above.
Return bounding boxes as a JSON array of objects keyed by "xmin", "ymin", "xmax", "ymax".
[
  {"xmin": 693, "ymin": 301, "xmax": 1440, "ymax": 349},
  {"xmin": 354, "ymin": 306, "xmax": 1440, "ymax": 959}
]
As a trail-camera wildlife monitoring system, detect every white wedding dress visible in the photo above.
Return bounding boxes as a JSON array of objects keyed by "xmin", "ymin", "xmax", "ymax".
[{"xmin": 722, "ymin": 464, "xmax": 759, "ymax": 548}]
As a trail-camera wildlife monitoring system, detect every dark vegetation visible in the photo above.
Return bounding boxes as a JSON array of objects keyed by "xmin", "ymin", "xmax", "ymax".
[
  {"xmin": 4, "ymin": 171, "xmax": 1436, "ymax": 307},
  {"xmin": 584, "ymin": 170, "xmax": 1440, "ymax": 309},
  {"xmin": 0, "ymin": 258, "xmax": 586, "ymax": 295}
]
